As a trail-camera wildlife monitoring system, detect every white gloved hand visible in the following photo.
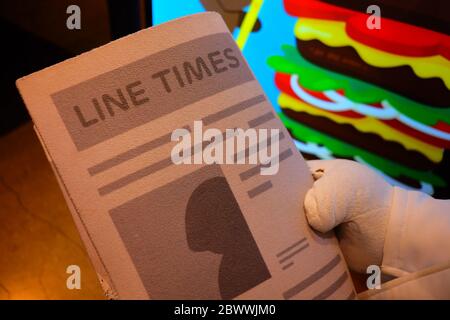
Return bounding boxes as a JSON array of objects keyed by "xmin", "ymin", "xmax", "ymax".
[{"xmin": 304, "ymin": 159, "xmax": 394, "ymax": 273}]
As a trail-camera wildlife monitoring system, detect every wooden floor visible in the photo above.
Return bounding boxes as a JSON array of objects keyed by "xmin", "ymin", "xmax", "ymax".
[{"xmin": 0, "ymin": 123, "xmax": 104, "ymax": 299}]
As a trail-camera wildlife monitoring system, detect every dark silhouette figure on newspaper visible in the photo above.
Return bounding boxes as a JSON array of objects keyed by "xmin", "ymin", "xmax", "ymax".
[{"xmin": 185, "ymin": 176, "xmax": 271, "ymax": 299}]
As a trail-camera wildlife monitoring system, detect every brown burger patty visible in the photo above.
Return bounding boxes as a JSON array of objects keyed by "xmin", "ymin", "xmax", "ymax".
[
  {"xmin": 282, "ymin": 107, "xmax": 437, "ymax": 170},
  {"xmin": 296, "ymin": 39, "xmax": 450, "ymax": 107}
]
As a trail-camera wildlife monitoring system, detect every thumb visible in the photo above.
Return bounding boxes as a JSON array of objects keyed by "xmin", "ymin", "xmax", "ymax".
[
  {"xmin": 304, "ymin": 160, "xmax": 360, "ymax": 233},
  {"xmin": 304, "ymin": 187, "xmax": 336, "ymax": 233},
  {"xmin": 304, "ymin": 174, "xmax": 347, "ymax": 233}
]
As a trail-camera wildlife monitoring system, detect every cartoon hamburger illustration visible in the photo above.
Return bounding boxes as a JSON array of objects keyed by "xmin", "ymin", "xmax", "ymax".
[{"xmin": 269, "ymin": 0, "xmax": 450, "ymax": 197}]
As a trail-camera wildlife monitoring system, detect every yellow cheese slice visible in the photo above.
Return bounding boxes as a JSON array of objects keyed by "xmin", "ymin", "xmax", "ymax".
[
  {"xmin": 279, "ymin": 93, "xmax": 443, "ymax": 162},
  {"xmin": 294, "ymin": 18, "xmax": 450, "ymax": 88}
]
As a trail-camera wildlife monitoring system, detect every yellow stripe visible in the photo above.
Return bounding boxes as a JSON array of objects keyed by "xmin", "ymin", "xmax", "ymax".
[
  {"xmin": 294, "ymin": 18, "xmax": 450, "ymax": 88},
  {"xmin": 279, "ymin": 93, "xmax": 443, "ymax": 162},
  {"xmin": 236, "ymin": 0, "xmax": 264, "ymax": 50}
]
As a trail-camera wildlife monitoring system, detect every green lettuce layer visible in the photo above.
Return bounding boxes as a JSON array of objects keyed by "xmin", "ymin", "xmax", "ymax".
[
  {"xmin": 268, "ymin": 45, "xmax": 450, "ymax": 126},
  {"xmin": 279, "ymin": 112, "xmax": 446, "ymax": 187}
]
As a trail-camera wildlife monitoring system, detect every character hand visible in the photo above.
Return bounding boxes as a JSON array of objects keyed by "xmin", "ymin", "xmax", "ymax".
[{"xmin": 304, "ymin": 159, "xmax": 394, "ymax": 273}]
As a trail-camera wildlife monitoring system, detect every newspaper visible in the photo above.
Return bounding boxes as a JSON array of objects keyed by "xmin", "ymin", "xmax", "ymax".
[{"xmin": 16, "ymin": 12, "xmax": 355, "ymax": 300}]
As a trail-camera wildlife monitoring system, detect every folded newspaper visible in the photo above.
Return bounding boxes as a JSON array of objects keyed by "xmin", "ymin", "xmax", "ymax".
[{"xmin": 16, "ymin": 12, "xmax": 355, "ymax": 300}]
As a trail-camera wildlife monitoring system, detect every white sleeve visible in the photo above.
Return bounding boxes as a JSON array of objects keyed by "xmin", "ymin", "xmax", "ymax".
[{"xmin": 381, "ymin": 187, "xmax": 450, "ymax": 277}]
